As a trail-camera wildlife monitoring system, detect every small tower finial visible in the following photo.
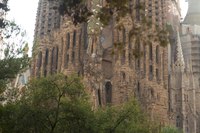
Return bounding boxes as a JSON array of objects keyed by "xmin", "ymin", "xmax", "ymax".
[{"xmin": 174, "ymin": 30, "xmax": 185, "ymax": 72}]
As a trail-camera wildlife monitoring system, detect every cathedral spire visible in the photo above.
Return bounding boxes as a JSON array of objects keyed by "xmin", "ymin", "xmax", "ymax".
[
  {"xmin": 174, "ymin": 31, "xmax": 185, "ymax": 72},
  {"xmin": 184, "ymin": 0, "xmax": 200, "ymax": 25}
]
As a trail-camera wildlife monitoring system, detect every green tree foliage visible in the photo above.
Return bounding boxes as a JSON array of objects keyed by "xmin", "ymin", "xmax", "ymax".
[
  {"xmin": 0, "ymin": 21, "xmax": 29, "ymax": 93},
  {"xmin": 0, "ymin": 74, "xmax": 169, "ymax": 133},
  {"xmin": 0, "ymin": 0, "xmax": 9, "ymax": 28},
  {"xmin": 161, "ymin": 126, "xmax": 182, "ymax": 133}
]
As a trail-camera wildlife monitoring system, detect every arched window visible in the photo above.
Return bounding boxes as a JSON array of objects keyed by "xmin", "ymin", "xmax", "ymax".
[
  {"xmin": 135, "ymin": 41, "xmax": 140, "ymax": 70},
  {"xmin": 156, "ymin": 68, "xmax": 159, "ymax": 82},
  {"xmin": 64, "ymin": 54, "xmax": 69, "ymax": 68},
  {"xmin": 156, "ymin": 45, "xmax": 159, "ymax": 64},
  {"xmin": 121, "ymin": 50, "xmax": 125, "ymax": 65},
  {"xmin": 67, "ymin": 33, "xmax": 70, "ymax": 49},
  {"xmin": 176, "ymin": 116, "xmax": 181, "ymax": 128},
  {"xmin": 121, "ymin": 71, "xmax": 126, "ymax": 82},
  {"xmin": 149, "ymin": 44, "xmax": 153, "ymax": 61},
  {"xmin": 72, "ymin": 51, "xmax": 75, "ymax": 64},
  {"xmin": 137, "ymin": 82, "xmax": 140, "ymax": 96},
  {"xmin": 55, "ymin": 46, "xmax": 59, "ymax": 70},
  {"xmin": 44, "ymin": 49, "xmax": 49, "ymax": 77},
  {"xmin": 36, "ymin": 51, "xmax": 42, "ymax": 77},
  {"xmin": 122, "ymin": 28, "xmax": 126, "ymax": 45},
  {"xmin": 143, "ymin": 45, "xmax": 146, "ymax": 77},
  {"xmin": 98, "ymin": 89, "xmax": 102, "ymax": 106},
  {"xmin": 136, "ymin": 0, "xmax": 140, "ymax": 21},
  {"xmin": 149, "ymin": 65, "xmax": 153, "ymax": 80},
  {"xmin": 105, "ymin": 82, "xmax": 112, "ymax": 104},
  {"xmin": 73, "ymin": 30, "xmax": 76, "ymax": 48},
  {"xmin": 51, "ymin": 47, "xmax": 55, "ymax": 74},
  {"xmin": 37, "ymin": 51, "xmax": 42, "ymax": 68}
]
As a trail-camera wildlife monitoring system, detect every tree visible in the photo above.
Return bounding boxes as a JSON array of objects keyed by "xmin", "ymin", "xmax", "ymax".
[
  {"xmin": 0, "ymin": 5, "xmax": 29, "ymax": 94},
  {"xmin": 161, "ymin": 126, "xmax": 182, "ymax": 133},
  {"xmin": 0, "ymin": 74, "xmax": 167, "ymax": 133},
  {"xmin": 0, "ymin": 74, "xmax": 97, "ymax": 133}
]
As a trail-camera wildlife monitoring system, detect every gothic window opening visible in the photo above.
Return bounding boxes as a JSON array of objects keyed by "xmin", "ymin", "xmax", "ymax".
[
  {"xmin": 149, "ymin": 44, "xmax": 153, "ymax": 61},
  {"xmin": 105, "ymin": 82, "xmax": 112, "ymax": 104},
  {"xmin": 121, "ymin": 50, "xmax": 126, "ymax": 65},
  {"xmin": 73, "ymin": 30, "xmax": 76, "ymax": 48},
  {"xmin": 135, "ymin": 41, "xmax": 140, "ymax": 70},
  {"xmin": 36, "ymin": 51, "xmax": 42, "ymax": 77},
  {"xmin": 72, "ymin": 51, "xmax": 75, "ymax": 64},
  {"xmin": 37, "ymin": 51, "xmax": 42, "ymax": 68},
  {"xmin": 122, "ymin": 28, "xmax": 126, "ymax": 45},
  {"xmin": 44, "ymin": 49, "xmax": 49, "ymax": 77},
  {"xmin": 137, "ymin": 82, "xmax": 140, "ymax": 96},
  {"xmin": 136, "ymin": 0, "xmax": 140, "ymax": 21},
  {"xmin": 55, "ymin": 46, "xmax": 59, "ymax": 71},
  {"xmin": 143, "ymin": 45, "xmax": 146, "ymax": 77},
  {"xmin": 67, "ymin": 33, "xmax": 70, "ymax": 49},
  {"xmin": 156, "ymin": 68, "xmax": 159, "ymax": 82},
  {"xmin": 51, "ymin": 48, "xmax": 55, "ymax": 74},
  {"xmin": 65, "ymin": 54, "xmax": 69, "ymax": 68},
  {"xmin": 176, "ymin": 116, "xmax": 181, "ymax": 128},
  {"xmin": 156, "ymin": 45, "xmax": 159, "ymax": 64},
  {"xmin": 79, "ymin": 29, "xmax": 82, "ymax": 61},
  {"xmin": 149, "ymin": 65, "xmax": 153, "ymax": 80},
  {"xmin": 98, "ymin": 89, "xmax": 102, "ymax": 106},
  {"xmin": 121, "ymin": 71, "xmax": 126, "ymax": 82}
]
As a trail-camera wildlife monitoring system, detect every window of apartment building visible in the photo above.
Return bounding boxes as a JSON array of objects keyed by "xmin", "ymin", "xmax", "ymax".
[{"xmin": 105, "ymin": 82, "xmax": 112, "ymax": 104}]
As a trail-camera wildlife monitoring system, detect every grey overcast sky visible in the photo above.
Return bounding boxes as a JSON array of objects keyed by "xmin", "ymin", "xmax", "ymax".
[{"xmin": 7, "ymin": 0, "xmax": 188, "ymax": 55}]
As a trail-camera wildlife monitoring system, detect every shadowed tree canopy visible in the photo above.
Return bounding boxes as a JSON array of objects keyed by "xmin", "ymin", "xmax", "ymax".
[{"xmin": 0, "ymin": 74, "xmax": 180, "ymax": 133}]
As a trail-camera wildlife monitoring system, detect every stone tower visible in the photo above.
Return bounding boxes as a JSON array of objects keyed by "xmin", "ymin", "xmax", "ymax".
[
  {"xmin": 170, "ymin": 31, "xmax": 197, "ymax": 133},
  {"xmin": 31, "ymin": 0, "xmax": 182, "ymax": 125},
  {"xmin": 184, "ymin": 0, "xmax": 200, "ymax": 25},
  {"xmin": 34, "ymin": 0, "xmax": 60, "ymax": 40}
]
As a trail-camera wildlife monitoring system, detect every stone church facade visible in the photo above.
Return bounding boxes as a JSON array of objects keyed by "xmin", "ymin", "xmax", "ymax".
[{"xmin": 31, "ymin": 0, "xmax": 200, "ymax": 131}]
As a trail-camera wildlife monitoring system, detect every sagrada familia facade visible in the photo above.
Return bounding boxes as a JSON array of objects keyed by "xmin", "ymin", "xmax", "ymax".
[{"xmin": 31, "ymin": 0, "xmax": 200, "ymax": 132}]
